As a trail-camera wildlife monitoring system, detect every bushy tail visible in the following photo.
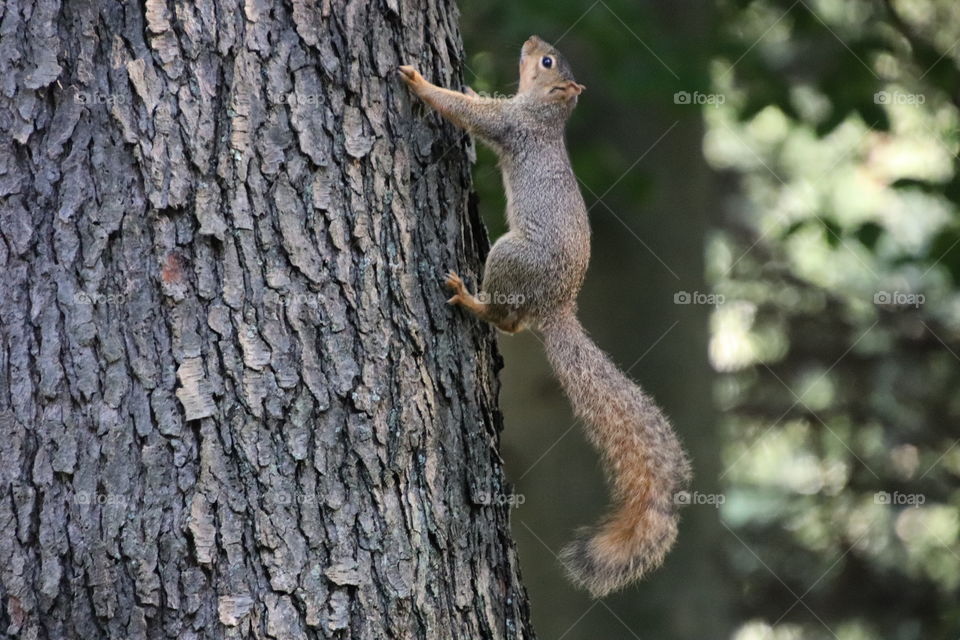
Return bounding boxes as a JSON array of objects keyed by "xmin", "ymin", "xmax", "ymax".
[{"xmin": 540, "ymin": 312, "xmax": 691, "ymax": 598}]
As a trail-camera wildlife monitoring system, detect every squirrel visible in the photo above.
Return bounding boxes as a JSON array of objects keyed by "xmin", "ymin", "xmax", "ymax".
[{"xmin": 399, "ymin": 35, "xmax": 691, "ymax": 598}]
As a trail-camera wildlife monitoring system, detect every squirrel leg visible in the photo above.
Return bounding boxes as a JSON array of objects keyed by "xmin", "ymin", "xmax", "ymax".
[
  {"xmin": 443, "ymin": 271, "xmax": 524, "ymax": 334},
  {"xmin": 398, "ymin": 66, "xmax": 511, "ymax": 146}
]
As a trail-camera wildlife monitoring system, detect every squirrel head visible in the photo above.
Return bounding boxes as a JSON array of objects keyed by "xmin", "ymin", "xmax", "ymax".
[{"xmin": 518, "ymin": 35, "xmax": 585, "ymax": 106}]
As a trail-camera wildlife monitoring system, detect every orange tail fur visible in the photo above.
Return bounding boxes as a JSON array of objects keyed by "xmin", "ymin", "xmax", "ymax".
[{"xmin": 540, "ymin": 312, "xmax": 691, "ymax": 597}]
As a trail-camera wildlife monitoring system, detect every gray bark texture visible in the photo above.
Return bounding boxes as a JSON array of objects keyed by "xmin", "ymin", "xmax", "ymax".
[{"xmin": 0, "ymin": 0, "xmax": 534, "ymax": 638}]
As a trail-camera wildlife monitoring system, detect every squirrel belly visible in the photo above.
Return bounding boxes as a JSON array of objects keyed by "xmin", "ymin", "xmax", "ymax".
[{"xmin": 539, "ymin": 312, "xmax": 692, "ymax": 598}]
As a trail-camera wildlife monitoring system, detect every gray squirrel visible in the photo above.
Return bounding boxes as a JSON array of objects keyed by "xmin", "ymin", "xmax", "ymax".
[{"xmin": 399, "ymin": 35, "xmax": 691, "ymax": 598}]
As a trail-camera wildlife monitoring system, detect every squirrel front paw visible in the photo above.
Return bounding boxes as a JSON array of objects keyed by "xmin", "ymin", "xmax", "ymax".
[
  {"xmin": 397, "ymin": 66, "xmax": 426, "ymax": 92},
  {"xmin": 443, "ymin": 271, "xmax": 468, "ymax": 305}
]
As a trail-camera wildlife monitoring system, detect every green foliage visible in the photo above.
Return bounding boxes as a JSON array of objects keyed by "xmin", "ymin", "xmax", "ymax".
[{"xmin": 710, "ymin": 0, "xmax": 960, "ymax": 637}]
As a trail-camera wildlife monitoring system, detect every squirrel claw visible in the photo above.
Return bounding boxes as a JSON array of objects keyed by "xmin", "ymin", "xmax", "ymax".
[
  {"xmin": 397, "ymin": 66, "xmax": 422, "ymax": 87},
  {"xmin": 444, "ymin": 272, "xmax": 469, "ymax": 307},
  {"xmin": 443, "ymin": 271, "xmax": 466, "ymax": 294}
]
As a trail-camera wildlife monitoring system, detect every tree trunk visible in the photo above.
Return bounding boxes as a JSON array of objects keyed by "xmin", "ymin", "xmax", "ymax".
[{"xmin": 0, "ymin": 1, "xmax": 533, "ymax": 638}]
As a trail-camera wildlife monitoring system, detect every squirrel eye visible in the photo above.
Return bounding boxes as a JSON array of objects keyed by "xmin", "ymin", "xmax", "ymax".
[{"xmin": 541, "ymin": 56, "xmax": 553, "ymax": 69}]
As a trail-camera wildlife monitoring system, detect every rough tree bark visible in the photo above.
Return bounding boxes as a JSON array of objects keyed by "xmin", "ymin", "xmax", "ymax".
[{"xmin": 0, "ymin": 0, "xmax": 533, "ymax": 638}]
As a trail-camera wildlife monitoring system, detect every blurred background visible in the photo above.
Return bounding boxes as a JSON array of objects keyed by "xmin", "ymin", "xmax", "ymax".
[{"xmin": 459, "ymin": 1, "xmax": 960, "ymax": 638}]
